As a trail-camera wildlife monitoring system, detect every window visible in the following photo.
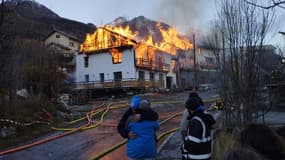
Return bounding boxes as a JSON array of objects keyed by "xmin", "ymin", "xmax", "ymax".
[
  {"xmin": 85, "ymin": 74, "xmax": 89, "ymax": 82},
  {"xmin": 114, "ymin": 72, "xmax": 122, "ymax": 81},
  {"xmin": 56, "ymin": 34, "xmax": 60, "ymax": 38},
  {"xmin": 139, "ymin": 71, "xmax": 145, "ymax": 81},
  {"xmin": 110, "ymin": 48, "xmax": 122, "ymax": 64},
  {"xmin": 159, "ymin": 73, "xmax": 163, "ymax": 86},
  {"xmin": 114, "ymin": 72, "xmax": 122, "ymax": 87},
  {"xmin": 69, "ymin": 42, "xmax": 74, "ymax": 47},
  {"xmin": 150, "ymin": 72, "xmax": 154, "ymax": 81},
  {"xmin": 100, "ymin": 73, "xmax": 104, "ymax": 83},
  {"xmin": 205, "ymin": 57, "xmax": 214, "ymax": 63},
  {"xmin": 84, "ymin": 56, "xmax": 89, "ymax": 68}
]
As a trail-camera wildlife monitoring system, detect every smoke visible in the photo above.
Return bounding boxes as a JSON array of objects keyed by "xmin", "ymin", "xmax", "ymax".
[{"xmin": 152, "ymin": 0, "xmax": 213, "ymax": 35}]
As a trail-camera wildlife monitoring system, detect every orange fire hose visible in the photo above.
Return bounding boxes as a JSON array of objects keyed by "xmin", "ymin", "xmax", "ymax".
[
  {"xmin": 0, "ymin": 102, "xmax": 111, "ymax": 156},
  {"xmin": 0, "ymin": 123, "xmax": 88, "ymax": 155},
  {"xmin": 0, "ymin": 100, "xmax": 187, "ymax": 156}
]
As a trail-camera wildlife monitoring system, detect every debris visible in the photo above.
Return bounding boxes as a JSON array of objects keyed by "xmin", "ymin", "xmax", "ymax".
[
  {"xmin": 16, "ymin": 88, "xmax": 29, "ymax": 99},
  {"xmin": 0, "ymin": 126, "xmax": 16, "ymax": 138}
]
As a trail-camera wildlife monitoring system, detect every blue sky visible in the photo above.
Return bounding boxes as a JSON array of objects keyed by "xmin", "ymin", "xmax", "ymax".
[{"xmin": 36, "ymin": 0, "xmax": 284, "ymax": 48}]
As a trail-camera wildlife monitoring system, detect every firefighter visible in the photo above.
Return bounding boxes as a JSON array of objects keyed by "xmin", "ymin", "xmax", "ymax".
[{"xmin": 181, "ymin": 97, "xmax": 216, "ymax": 160}]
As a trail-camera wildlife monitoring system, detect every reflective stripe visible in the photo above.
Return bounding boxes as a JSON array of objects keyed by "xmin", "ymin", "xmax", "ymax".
[
  {"xmin": 182, "ymin": 153, "xmax": 211, "ymax": 159},
  {"xmin": 185, "ymin": 135, "xmax": 211, "ymax": 143},
  {"xmin": 183, "ymin": 154, "xmax": 189, "ymax": 159},
  {"xmin": 192, "ymin": 116, "xmax": 206, "ymax": 138},
  {"xmin": 185, "ymin": 116, "xmax": 211, "ymax": 143}
]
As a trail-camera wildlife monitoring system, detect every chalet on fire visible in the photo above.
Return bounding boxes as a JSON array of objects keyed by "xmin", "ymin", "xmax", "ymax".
[{"xmin": 74, "ymin": 27, "xmax": 180, "ymax": 91}]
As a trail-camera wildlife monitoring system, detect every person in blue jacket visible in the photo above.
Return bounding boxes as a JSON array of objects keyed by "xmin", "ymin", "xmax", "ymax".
[
  {"xmin": 117, "ymin": 95, "xmax": 158, "ymax": 139},
  {"xmin": 126, "ymin": 99, "xmax": 159, "ymax": 160}
]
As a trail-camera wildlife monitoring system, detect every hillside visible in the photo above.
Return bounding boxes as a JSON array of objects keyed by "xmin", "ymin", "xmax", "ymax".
[{"xmin": 2, "ymin": 0, "xmax": 96, "ymax": 41}]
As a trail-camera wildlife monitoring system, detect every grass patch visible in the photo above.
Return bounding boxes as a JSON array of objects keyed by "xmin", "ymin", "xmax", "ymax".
[
  {"xmin": 0, "ymin": 125, "xmax": 53, "ymax": 150},
  {"xmin": 212, "ymin": 129, "xmax": 237, "ymax": 160}
]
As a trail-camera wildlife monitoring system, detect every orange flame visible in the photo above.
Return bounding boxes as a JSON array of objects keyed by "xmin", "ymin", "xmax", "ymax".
[
  {"xmin": 80, "ymin": 23, "xmax": 193, "ymax": 55},
  {"xmin": 80, "ymin": 26, "xmax": 136, "ymax": 53}
]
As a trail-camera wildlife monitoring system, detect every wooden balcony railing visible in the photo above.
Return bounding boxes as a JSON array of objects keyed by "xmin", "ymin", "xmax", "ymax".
[
  {"xmin": 135, "ymin": 58, "xmax": 170, "ymax": 73},
  {"xmin": 72, "ymin": 79, "xmax": 163, "ymax": 90}
]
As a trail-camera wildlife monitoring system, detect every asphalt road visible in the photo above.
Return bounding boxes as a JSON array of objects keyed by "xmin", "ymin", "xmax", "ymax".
[
  {"xmin": 1, "ymin": 90, "xmax": 283, "ymax": 160},
  {"xmin": 0, "ymin": 92, "xmax": 190, "ymax": 160}
]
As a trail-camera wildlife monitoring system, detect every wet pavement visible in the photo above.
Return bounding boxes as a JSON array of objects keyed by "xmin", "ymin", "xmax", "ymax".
[
  {"xmin": 1, "ymin": 91, "xmax": 284, "ymax": 160},
  {"xmin": 0, "ymin": 92, "xmax": 189, "ymax": 160},
  {"xmin": 156, "ymin": 131, "xmax": 181, "ymax": 160},
  {"xmin": 156, "ymin": 110, "xmax": 285, "ymax": 160},
  {"xmin": 156, "ymin": 110, "xmax": 221, "ymax": 160}
]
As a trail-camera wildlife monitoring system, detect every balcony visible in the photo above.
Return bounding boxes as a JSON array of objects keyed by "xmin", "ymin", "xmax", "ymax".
[
  {"xmin": 135, "ymin": 58, "xmax": 170, "ymax": 73},
  {"xmin": 72, "ymin": 79, "xmax": 163, "ymax": 90}
]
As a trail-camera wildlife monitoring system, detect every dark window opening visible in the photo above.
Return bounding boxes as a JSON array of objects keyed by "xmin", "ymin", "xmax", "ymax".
[
  {"xmin": 139, "ymin": 71, "xmax": 145, "ymax": 81},
  {"xmin": 150, "ymin": 72, "xmax": 154, "ymax": 81},
  {"xmin": 85, "ymin": 74, "xmax": 89, "ymax": 82},
  {"xmin": 100, "ymin": 73, "xmax": 104, "ymax": 83},
  {"xmin": 84, "ymin": 56, "xmax": 89, "ymax": 68}
]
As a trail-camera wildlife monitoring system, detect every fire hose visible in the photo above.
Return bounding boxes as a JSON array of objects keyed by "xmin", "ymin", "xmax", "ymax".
[
  {"xmin": 90, "ymin": 112, "xmax": 183, "ymax": 160},
  {"xmin": 51, "ymin": 103, "xmax": 128, "ymax": 131},
  {"xmin": 0, "ymin": 98, "xmax": 220, "ymax": 156},
  {"xmin": 52, "ymin": 97, "xmax": 220, "ymax": 130},
  {"xmin": 89, "ymin": 98, "xmax": 222, "ymax": 160},
  {"xmin": 0, "ymin": 102, "xmax": 116, "ymax": 156}
]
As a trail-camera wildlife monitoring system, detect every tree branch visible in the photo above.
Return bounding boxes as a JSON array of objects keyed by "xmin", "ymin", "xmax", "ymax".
[
  {"xmin": 279, "ymin": 31, "xmax": 285, "ymax": 35},
  {"xmin": 244, "ymin": 0, "xmax": 285, "ymax": 9}
]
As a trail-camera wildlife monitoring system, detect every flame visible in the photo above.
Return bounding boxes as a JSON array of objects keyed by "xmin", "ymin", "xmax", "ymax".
[
  {"xmin": 156, "ymin": 22, "xmax": 193, "ymax": 54},
  {"xmin": 80, "ymin": 22, "xmax": 193, "ymax": 55},
  {"xmin": 80, "ymin": 26, "xmax": 136, "ymax": 53},
  {"xmin": 110, "ymin": 48, "xmax": 122, "ymax": 63}
]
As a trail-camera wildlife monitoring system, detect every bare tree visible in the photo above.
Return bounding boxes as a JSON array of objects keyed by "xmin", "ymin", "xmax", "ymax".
[
  {"xmin": 244, "ymin": 0, "xmax": 285, "ymax": 9},
  {"xmin": 0, "ymin": 0, "xmax": 3, "ymax": 25},
  {"xmin": 0, "ymin": 1, "xmax": 65, "ymax": 118},
  {"xmin": 213, "ymin": 0, "xmax": 275, "ymax": 129}
]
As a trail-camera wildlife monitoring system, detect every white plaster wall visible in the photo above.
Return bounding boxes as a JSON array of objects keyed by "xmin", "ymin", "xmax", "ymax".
[
  {"xmin": 165, "ymin": 54, "xmax": 177, "ymax": 87},
  {"xmin": 75, "ymin": 48, "xmax": 136, "ymax": 82}
]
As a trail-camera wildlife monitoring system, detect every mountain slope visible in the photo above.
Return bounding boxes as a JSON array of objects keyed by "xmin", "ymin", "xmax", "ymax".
[{"xmin": 3, "ymin": 0, "xmax": 96, "ymax": 41}]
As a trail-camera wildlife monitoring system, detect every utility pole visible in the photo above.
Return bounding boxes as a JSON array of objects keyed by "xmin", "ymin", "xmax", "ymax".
[{"xmin": 193, "ymin": 34, "xmax": 197, "ymax": 90}]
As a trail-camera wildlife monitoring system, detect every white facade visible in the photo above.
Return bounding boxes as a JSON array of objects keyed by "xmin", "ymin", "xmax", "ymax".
[
  {"xmin": 75, "ymin": 47, "xmax": 177, "ymax": 89},
  {"xmin": 75, "ymin": 48, "xmax": 136, "ymax": 82}
]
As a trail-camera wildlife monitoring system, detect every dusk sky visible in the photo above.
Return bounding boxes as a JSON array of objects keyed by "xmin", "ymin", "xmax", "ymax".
[{"xmin": 36, "ymin": 0, "xmax": 285, "ymax": 47}]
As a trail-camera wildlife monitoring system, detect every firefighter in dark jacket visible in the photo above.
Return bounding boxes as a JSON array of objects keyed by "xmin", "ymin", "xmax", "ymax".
[
  {"xmin": 182, "ymin": 97, "xmax": 216, "ymax": 160},
  {"xmin": 117, "ymin": 95, "xmax": 158, "ymax": 139}
]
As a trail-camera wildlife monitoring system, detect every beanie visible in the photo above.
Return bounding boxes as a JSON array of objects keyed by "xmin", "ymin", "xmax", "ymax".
[
  {"xmin": 139, "ymin": 99, "xmax": 151, "ymax": 111},
  {"xmin": 185, "ymin": 97, "xmax": 200, "ymax": 111},
  {"xmin": 189, "ymin": 91, "xmax": 204, "ymax": 105},
  {"xmin": 130, "ymin": 95, "xmax": 141, "ymax": 109}
]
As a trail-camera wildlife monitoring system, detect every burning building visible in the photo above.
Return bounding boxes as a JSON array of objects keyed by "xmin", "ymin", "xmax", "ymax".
[{"xmin": 74, "ymin": 17, "xmax": 193, "ymax": 92}]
